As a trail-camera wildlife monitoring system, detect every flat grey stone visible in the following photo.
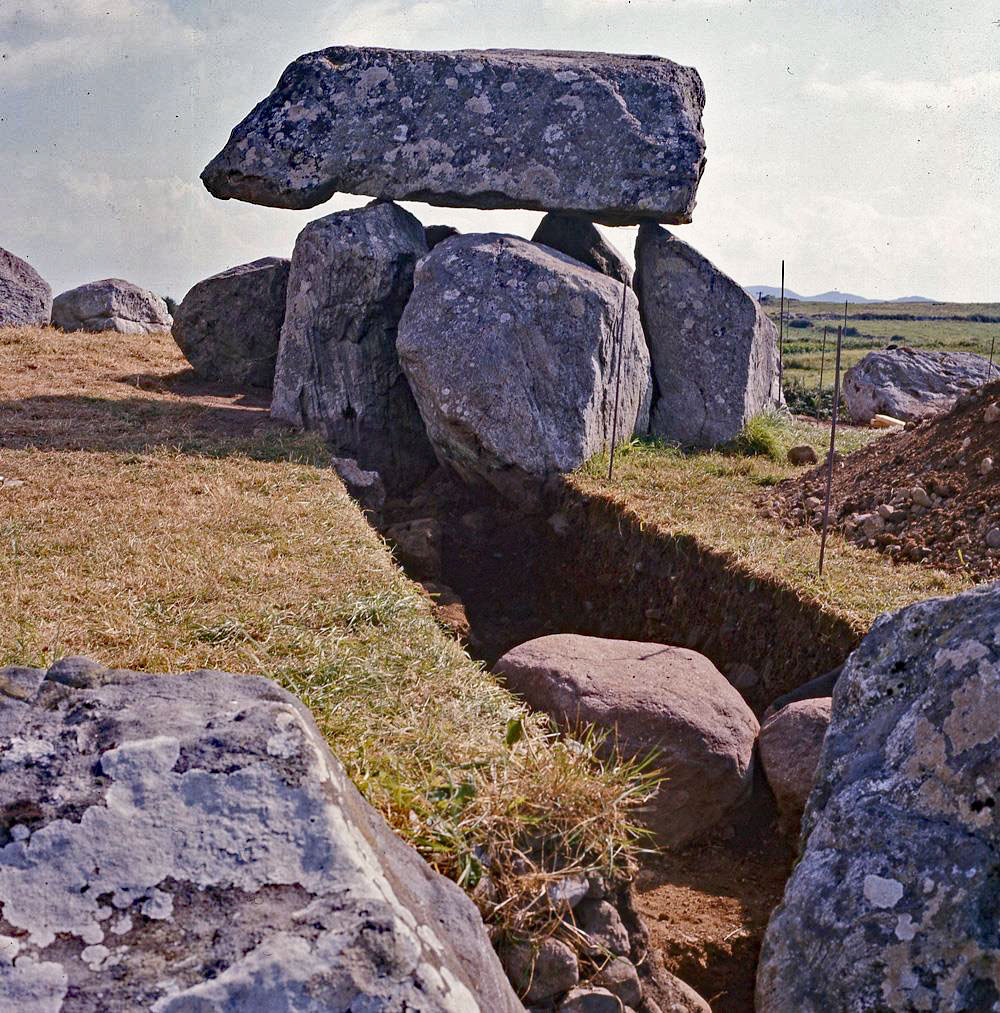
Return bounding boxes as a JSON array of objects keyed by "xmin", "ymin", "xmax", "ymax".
[{"xmin": 202, "ymin": 46, "xmax": 706, "ymax": 226}]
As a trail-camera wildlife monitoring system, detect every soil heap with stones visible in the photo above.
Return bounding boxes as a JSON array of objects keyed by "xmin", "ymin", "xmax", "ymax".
[{"xmin": 764, "ymin": 380, "xmax": 1000, "ymax": 580}]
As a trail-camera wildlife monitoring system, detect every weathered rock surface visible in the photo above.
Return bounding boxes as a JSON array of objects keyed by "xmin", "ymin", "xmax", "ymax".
[
  {"xmin": 494, "ymin": 635, "xmax": 759, "ymax": 847},
  {"xmin": 758, "ymin": 697, "xmax": 831, "ymax": 834},
  {"xmin": 52, "ymin": 279, "xmax": 172, "ymax": 335},
  {"xmin": 0, "ymin": 247, "xmax": 52, "ymax": 327},
  {"xmin": 843, "ymin": 346, "xmax": 994, "ymax": 423},
  {"xmin": 330, "ymin": 455, "xmax": 386, "ymax": 514},
  {"xmin": 0, "ymin": 657, "xmax": 523, "ymax": 1012},
  {"xmin": 425, "ymin": 224, "xmax": 460, "ymax": 250},
  {"xmin": 201, "ymin": 46, "xmax": 706, "ymax": 226},
  {"xmin": 532, "ymin": 214, "xmax": 633, "ymax": 285},
  {"xmin": 271, "ymin": 201, "xmax": 436, "ymax": 491},
  {"xmin": 635, "ymin": 224, "xmax": 781, "ymax": 447},
  {"xmin": 172, "ymin": 257, "xmax": 290, "ymax": 386},
  {"xmin": 757, "ymin": 581, "xmax": 1000, "ymax": 1012},
  {"xmin": 397, "ymin": 234, "xmax": 650, "ymax": 498},
  {"xmin": 502, "ymin": 937, "xmax": 579, "ymax": 1004}
]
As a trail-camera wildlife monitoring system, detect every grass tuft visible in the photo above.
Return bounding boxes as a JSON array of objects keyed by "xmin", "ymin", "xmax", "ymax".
[{"xmin": 723, "ymin": 412, "xmax": 786, "ymax": 461}]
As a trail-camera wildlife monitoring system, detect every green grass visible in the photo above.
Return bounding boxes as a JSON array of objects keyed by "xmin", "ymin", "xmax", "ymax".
[{"xmin": 767, "ymin": 300, "xmax": 1000, "ymax": 393}]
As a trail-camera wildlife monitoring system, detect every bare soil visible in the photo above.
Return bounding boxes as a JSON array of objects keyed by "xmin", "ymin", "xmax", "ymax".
[{"xmin": 765, "ymin": 381, "xmax": 1000, "ymax": 581}]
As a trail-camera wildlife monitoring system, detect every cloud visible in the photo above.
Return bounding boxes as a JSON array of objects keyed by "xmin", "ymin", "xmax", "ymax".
[
  {"xmin": 806, "ymin": 70, "xmax": 1000, "ymax": 111},
  {"xmin": 0, "ymin": 0, "xmax": 203, "ymax": 85}
]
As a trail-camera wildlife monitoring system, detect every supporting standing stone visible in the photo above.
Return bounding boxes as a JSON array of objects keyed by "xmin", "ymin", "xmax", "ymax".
[
  {"xmin": 532, "ymin": 214, "xmax": 633, "ymax": 285},
  {"xmin": 202, "ymin": 46, "xmax": 706, "ymax": 226},
  {"xmin": 271, "ymin": 201, "xmax": 436, "ymax": 492},
  {"xmin": 0, "ymin": 247, "xmax": 52, "ymax": 327},
  {"xmin": 635, "ymin": 224, "xmax": 781, "ymax": 447}
]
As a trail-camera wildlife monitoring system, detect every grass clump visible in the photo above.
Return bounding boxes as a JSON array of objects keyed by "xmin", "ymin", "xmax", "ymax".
[
  {"xmin": 0, "ymin": 325, "xmax": 651, "ymax": 947},
  {"xmin": 723, "ymin": 412, "xmax": 786, "ymax": 461}
]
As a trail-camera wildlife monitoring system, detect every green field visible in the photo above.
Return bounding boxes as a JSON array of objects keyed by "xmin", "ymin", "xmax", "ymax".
[{"xmin": 762, "ymin": 300, "xmax": 1000, "ymax": 408}]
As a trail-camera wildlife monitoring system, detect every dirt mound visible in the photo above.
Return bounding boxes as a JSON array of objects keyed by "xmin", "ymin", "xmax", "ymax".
[{"xmin": 764, "ymin": 380, "xmax": 1000, "ymax": 580}]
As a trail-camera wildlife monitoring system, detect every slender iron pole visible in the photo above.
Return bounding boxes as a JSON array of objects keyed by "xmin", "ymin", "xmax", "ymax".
[
  {"xmin": 817, "ymin": 325, "xmax": 829, "ymax": 419},
  {"xmin": 989, "ymin": 334, "xmax": 997, "ymax": 379},
  {"xmin": 778, "ymin": 261, "xmax": 785, "ymax": 396},
  {"xmin": 819, "ymin": 325, "xmax": 845, "ymax": 576},
  {"xmin": 607, "ymin": 281, "xmax": 629, "ymax": 481}
]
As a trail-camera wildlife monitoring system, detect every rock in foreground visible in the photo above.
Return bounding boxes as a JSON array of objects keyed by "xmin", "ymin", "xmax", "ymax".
[
  {"xmin": 843, "ymin": 346, "xmax": 994, "ymax": 423},
  {"xmin": 172, "ymin": 257, "xmax": 290, "ymax": 387},
  {"xmin": 0, "ymin": 247, "xmax": 52, "ymax": 327},
  {"xmin": 202, "ymin": 46, "xmax": 706, "ymax": 226},
  {"xmin": 532, "ymin": 214, "xmax": 633, "ymax": 285},
  {"xmin": 0, "ymin": 657, "xmax": 523, "ymax": 1012},
  {"xmin": 52, "ymin": 279, "xmax": 172, "ymax": 335},
  {"xmin": 494, "ymin": 634, "xmax": 759, "ymax": 847},
  {"xmin": 757, "ymin": 582, "xmax": 1000, "ymax": 1011},
  {"xmin": 398, "ymin": 234, "xmax": 650, "ymax": 499},
  {"xmin": 635, "ymin": 224, "xmax": 781, "ymax": 447},
  {"xmin": 271, "ymin": 201, "xmax": 436, "ymax": 491}
]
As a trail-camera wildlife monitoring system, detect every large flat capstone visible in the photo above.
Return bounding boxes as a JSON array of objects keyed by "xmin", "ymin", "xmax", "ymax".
[
  {"xmin": 201, "ymin": 46, "xmax": 706, "ymax": 226},
  {"xmin": 0, "ymin": 658, "xmax": 523, "ymax": 1012}
]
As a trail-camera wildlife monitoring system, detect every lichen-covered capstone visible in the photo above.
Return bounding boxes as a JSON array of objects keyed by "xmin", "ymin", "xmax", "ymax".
[
  {"xmin": 202, "ymin": 46, "xmax": 706, "ymax": 226},
  {"xmin": 271, "ymin": 201, "xmax": 436, "ymax": 492},
  {"xmin": 0, "ymin": 658, "xmax": 523, "ymax": 1012},
  {"xmin": 635, "ymin": 224, "xmax": 781, "ymax": 447},
  {"xmin": 756, "ymin": 581, "xmax": 1000, "ymax": 1012},
  {"xmin": 397, "ymin": 234, "xmax": 650, "ymax": 499},
  {"xmin": 172, "ymin": 257, "xmax": 290, "ymax": 387}
]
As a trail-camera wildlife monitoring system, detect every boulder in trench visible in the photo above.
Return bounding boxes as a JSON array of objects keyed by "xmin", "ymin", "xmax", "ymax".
[
  {"xmin": 0, "ymin": 657, "xmax": 523, "ymax": 1012},
  {"xmin": 0, "ymin": 247, "xmax": 52, "ymax": 327},
  {"xmin": 494, "ymin": 634, "xmax": 759, "ymax": 847},
  {"xmin": 52, "ymin": 279, "xmax": 172, "ymax": 335},
  {"xmin": 397, "ymin": 234, "xmax": 650, "ymax": 499},
  {"xmin": 756, "ymin": 581, "xmax": 1000, "ymax": 1011},
  {"xmin": 271, "ymin": 201, "xmax": 436, "ymax": 492},
  {"xmin": 635, "ymin": 224, "xmax": 780, "ymax": 447},
  {"xmin": 202, "ymin": 46, "xmax": 706, "ymax": 226},
  {"xmin": 843, "ymin": 346, "xmax": 994, "ymax": 423},
  {"xmin": 532, "ymin": 214, "xmax": 633, "ymax": 286},
  {"xmin": 172, "ymin": 257, "xmax": 290, "ymax": 387}
]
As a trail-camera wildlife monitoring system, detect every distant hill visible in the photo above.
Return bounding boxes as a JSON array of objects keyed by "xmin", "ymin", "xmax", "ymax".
[{"xmin": 745, "ymin": 286, "xmax": 937, "ymax": 305}]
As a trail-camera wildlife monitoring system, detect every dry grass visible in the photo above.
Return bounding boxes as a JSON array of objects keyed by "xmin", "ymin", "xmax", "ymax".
[
  {"xmin": 579, "ymin": 418, "xmax": 970, "ymax": 635},
  {"xmin": 0, "ymin": 324, "xmax": 651, "ymax": 945}
]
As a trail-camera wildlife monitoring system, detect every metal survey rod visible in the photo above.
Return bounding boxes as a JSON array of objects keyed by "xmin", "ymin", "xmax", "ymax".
[
  {"xmin": 607, "ymin": 280, "xmax": 629, "ymax": 481},
  {"xmin": 819, "ymin": 325, "xmax": 845, "ymax": 576}
]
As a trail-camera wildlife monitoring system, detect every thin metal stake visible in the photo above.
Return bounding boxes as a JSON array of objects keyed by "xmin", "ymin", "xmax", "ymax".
[
  {"xmin": 819, "ymin": 325, "xmax": 845, "ymax": 576},
  {"xmin": 989, "ymin": 334, "xmax": 997, "ymax": 379},
  {"xmin": 778, "ymin": 260, "xmax": 785, "ymax": 395},
  {"xmin": 607, "ymin": 281, "xmax": 629, "ymax": 481},
  {"xmin": 817, "ymin": 325, "xmax": 829, "ymax": 419}
]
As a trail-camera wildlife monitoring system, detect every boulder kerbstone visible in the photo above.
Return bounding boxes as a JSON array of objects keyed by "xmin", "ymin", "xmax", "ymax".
[
  {"xmin": 202, "ymin": 46, "xmax": 706, "ymax": 226},
  {"xmin": 756, "ymin": 582, "xmax": 1000, "ymax": 1011},
  {"xmin": 0, "ymin": 659, "xmax": 523, "ymax": 1012},
  {"xmin": 397, "ymin": 234, "xmax": 650, "ymax": 499},
  {"xmin": 494, "ymin": 634, "xmax": 759, "ymax": 847},
  {"xmin": 52, "ymin": 279, "xmax": 172, "ymax": 335},
  {"xmin": 0, "ymin": 247, "xmax": 52, "ymax": 327},
  {"xmin": 271, "ymin": 201, "xmax": 436, "ymax": 491},
  {"xmin": 172, "ymin": 257, "xmax": 290, "ymax": 387},
  {"xmin": 635, "ymin": 224, "xmax": 781, "ymax": 447}
]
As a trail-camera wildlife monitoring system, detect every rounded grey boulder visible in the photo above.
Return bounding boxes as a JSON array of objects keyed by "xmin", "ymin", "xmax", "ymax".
[
  {"xmin": 635, "ymin": 224, "xmax": 781, "ymax": 447},
  {"xmin": 0, "ymin": 247, "xmax": 52, "ymax": 327},
  {"xmin": 201, "ymin": 46, "xmax": 706, "ymax": 226},
  {"xmin": 52, "ymin": 278, "xmax": 172, "ymax": 335},
  {"xmin": 172, "ymin": 257, "xmax": 290, "ymax": 387},
  {"xmin": 756, "ymin": 581, "xmax": 1000, "ymax": 1011},
  {"xmin": 397, "ymin": 234, "xmax": 651, "ymax": 498}
]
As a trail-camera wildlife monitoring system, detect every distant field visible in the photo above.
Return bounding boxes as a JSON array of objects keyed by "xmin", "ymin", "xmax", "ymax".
[{"xmin": 762, "ymin": 300, "xmax": 1000, "ymax": 397}]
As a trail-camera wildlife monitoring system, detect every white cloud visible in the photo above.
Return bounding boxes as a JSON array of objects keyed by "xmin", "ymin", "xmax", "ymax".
[{"xmin": 806, "ymin": 70, "xmax": 1000, "ymax": 111}]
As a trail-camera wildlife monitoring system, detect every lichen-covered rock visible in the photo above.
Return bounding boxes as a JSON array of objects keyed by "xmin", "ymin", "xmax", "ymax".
[
  {"xmin": 397, "ymin": 234, "xmax": 650, "ymax": 499},
  {"xmin": 0, "ymin": 658, "xmax": 523, "ymax": 1012},
  {"xmin": 0, "ymin": 247, "xmax": 52, "ymax": 327},
  {"xmin": 271, "ymin": 201, "xmax": 436, "ymax": 492},
  {"xmin": 635, "ymin": 224, "xmax": 781, "ymax": 447},
  {"xmin": 532, "ymin": 214, "xmax": 633, "ymax": 285},
  {"xmin": 172, "ymin": 257, "xmax": 290, "ymax": 387},
  {"xmin": 843, "ymin": 347, "xmax": 994, "ymax": 423},
  {"xmin": 52, "ymin": 279, "xmax": 172, "ymax": 335},
  {"xmin": 756, "ymin": 582, "xmax": 1000, "ymax": 1012},
  {"xmin": 502, "ymin": 937, "xmax": 579, "ymax": 1004},
  {"xmin": 494, "ymin": 635, "xmax": 759, "ymax": 847},
  {"xmin": 201, "ymin": 46, "xmax": 706, "ymax": 226}
]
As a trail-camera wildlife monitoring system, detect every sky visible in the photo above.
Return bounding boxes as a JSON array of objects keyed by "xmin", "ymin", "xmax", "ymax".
[{"xmin": 1, "ymin": 0, "xmax": 998, "ymax": 303}]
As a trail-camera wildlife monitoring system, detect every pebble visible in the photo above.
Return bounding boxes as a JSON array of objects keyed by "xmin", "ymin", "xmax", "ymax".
[
  {"xmin": 979, "ymin": 457, "xmax": 994, "ymax": 476},
  {"xmin": 984, "ymin": 403, "xmax": 1000, "ymax": 424},
  {"xmin": 962, "ymin": 437, "xmax": 973, "ymax": 450},
  {"xmin": 987, "ymin": 528, "xmax": 1000, "ymax": 550},
  {"xmin": 910, "ymin": 487, "xmax": 932, "ymax": 508}
]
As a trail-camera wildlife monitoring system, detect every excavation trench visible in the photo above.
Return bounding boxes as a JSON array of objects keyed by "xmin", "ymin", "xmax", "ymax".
[{"xmin": 378, "ymin": 469, "xmax": 861, "ymax": 1012}]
